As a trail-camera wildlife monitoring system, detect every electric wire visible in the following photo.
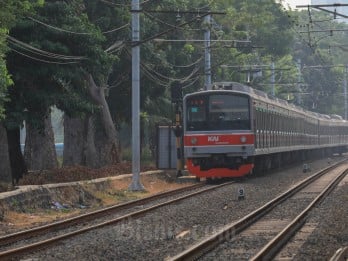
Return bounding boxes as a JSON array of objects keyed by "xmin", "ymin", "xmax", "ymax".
[
  {"xmin": 142, "ymin": 61, "xmax": 200, "ymax": 83},
  {"xmin": 99, "ymin": 0, "xmax": 152, "ymax": 7},
  {"xmin": 7, "ymin": 36, "xmax": 85, "ymax": 61},
  {"xmin": 102, "ymin": 23, "xmax": 130, "ymax": 34},
  {"xmin": 142, "ymin": 11, "xmax": 202, "ymax": 31},
  {"xmin": 28, "ymin": 17, "xmax": 129, "ymax": 35},
  {"xmin": 142, "ymin": 42, "xmax": 204, "ymax": 68},
  {"xmin": 140, "ymin": 62, "xmax": 169, "ymax": 86},
  {"xmin": 166, "ymin": 57, "xmax": 203, "ymax": 68},
  {"xmin": 8, "ymin": 47, "xmax": 79, "ymax": 64},
  {"xmin": 125, "ymin": 47, "xmax": 201, "ymax": 85},
  {"xmin": 181, "ymin": 74, "xmax": 202, "ymax": 89},
  {"xmin": 28, "ymin": 17, "xmax": 90, "ymax": 35}
]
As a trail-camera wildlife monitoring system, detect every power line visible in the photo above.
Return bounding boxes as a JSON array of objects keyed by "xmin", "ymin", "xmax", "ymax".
[
  {"xmin": 8, "ymin": 47, "xmax": 78, "ymax": 64},
  {"xmin": 142, "ymin": 11, "xmax": 201, "ymax": 31},
  {"xmin": 166, "ymin": 57, "xmax": 203, "ymax": 68},
  {"xmin": 102, "ymin": 23, "xmax": 130, "ymax": 34},
  {"xmin": 153, "ymin": 39, "xmax": 250, "ymax": 43},
  {"xmin": 28, "ymin": 17, "xmax": 129, "ymax": 35},
  {"xmin": 7, "ymin": 36, "xmax": 85, "ymax": 61},
  {"xmin": 28, "ymin": 17, "xmax": 90, "ymax": 35},
  {"xmin": 126, "ymin": 48, "xmax": 200, "ymax": 84},
  {"xmin": 296, "ymin": 3, "xmax": 348, "ymax": 19},
  {"xmin": 99, "ymin": 0, "xmax": 152, "ymax": 7},
  {"xmin": 299, "ymin": 28, "xmax": 348, "ymax": 34},
  {"xmin": 133, "ymin": 11, "xmax": 226, "ymax": 47}
]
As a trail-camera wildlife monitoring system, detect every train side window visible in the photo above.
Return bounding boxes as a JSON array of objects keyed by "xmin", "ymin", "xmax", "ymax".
[
  {"xmin": 260, "ymin": 110, "xmax": 263, "ymax": 132},
  {"xmin": 255, "ymin": 109, "xmax": 259, "ymax": 131}
]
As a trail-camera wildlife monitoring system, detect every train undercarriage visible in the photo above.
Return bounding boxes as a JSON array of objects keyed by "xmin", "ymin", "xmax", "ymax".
[{"xmin": 187, "ymin": 145, "xmax": 348, "ymax": 178}]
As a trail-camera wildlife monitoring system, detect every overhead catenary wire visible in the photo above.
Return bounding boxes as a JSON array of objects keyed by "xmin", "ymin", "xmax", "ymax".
[
  {"xmin": 8, "ymin": 47, "xmax": 79, "ymax": 64},
  {"xmin": 143, "ymin": 57, "xmax": 199, "ymax": 87},
  {"xmin": 102, "ymin": 23, "xmax": 130, "ymax": 34},
  {"xmin": 143, "ymin": 11, "xmax": 201, "ymax": 31},
  {"xmin": 181, "ymin": 74, "xmax": 202, "ymax": 89},
  {"xmin": 141, "ymin": 63, "xmax": 201, "ymax": 87},
  {"xmin": 7, "ymin": 36, "xmax": 86, "ymax": 61},
  {"xmin": 28, "ymin": 17, "xmax": 129, "ymax": 35},
  {"xmin": 99, "ymin": 0, "xmax": 152, "ymax": 7},
  {"xmin": 134, "ymin": 11, "xmax": 225, "ymax": 47},
  {"xmin": 141, "ymin": 41, "xmax": 204, "ymax": 68},
  {"xmin": 141, "ymin": 61, "xmax": 200, "ymax": 83},
  {"xmin": 166, "ymin": 57, "xmax": 203, "ymax": 68},
  {"xmin": 125, "ymin": 48, "xmax": 201, "ymax": 85},
  {"xmin": 28, "ymin": 17, "xmax": 90, "ymax": 35}
]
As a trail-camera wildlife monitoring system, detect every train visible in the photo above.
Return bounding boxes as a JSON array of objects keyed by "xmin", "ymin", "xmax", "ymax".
[{"xmin": 183, "ymin": 81, "xmax": 348, "ymax": 179}]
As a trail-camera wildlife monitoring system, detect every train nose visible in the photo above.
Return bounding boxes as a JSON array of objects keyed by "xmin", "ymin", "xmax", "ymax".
[{"xmin": 212, "ymin": 155, "xmax": 224, "ymax": 164}]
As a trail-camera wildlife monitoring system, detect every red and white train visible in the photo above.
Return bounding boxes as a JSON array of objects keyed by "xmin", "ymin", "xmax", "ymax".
[{"xmin": 183, "ymin": 82, "xmax": 348, "ymax": 178}]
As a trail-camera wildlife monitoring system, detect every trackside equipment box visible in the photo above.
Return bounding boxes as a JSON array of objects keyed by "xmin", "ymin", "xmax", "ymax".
[{"xmin": 157, "ymin": 126, "xmax": 177, "ymax": 169}]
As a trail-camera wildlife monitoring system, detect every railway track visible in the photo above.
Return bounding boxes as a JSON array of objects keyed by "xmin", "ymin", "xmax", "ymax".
[
  {"xmin": 168, "ymin": 161, "xmax": 348, "ymax": 260},
  {"xmin": 0, "ymin": 180, "xmax": 235, "ymax": 260}
]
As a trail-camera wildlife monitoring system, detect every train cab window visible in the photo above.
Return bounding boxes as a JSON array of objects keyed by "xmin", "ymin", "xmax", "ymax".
[
  {"xmin": 209, "ymin": 94, "xmax": 251, "ymax": 130},
  {"xmin": 185, "ymin": 93, "xmax": 251, "ymax": 131},
  {"xmin": 186, "ymin": 96, "xmax": 207, "ymax": 130}
]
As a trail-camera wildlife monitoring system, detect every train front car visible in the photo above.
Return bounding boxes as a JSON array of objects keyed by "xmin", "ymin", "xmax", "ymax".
[{"xmin": 183, "ymin": 86, "xmax": 255, "ymax": 178}]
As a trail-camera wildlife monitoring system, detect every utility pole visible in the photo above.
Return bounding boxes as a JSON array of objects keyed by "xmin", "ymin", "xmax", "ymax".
[
  {"xmin": 204, "ymin": 14, "xmax": 212, "ymax": 90},
  {"xmin": 344, "ymin": 65, "xmax": 347, "ymax": 120},
  {"xmin": 297, "ymin": 59, "xmax": 302, "ymax": 105},
  {"xmin": 271, "ymin": 62, "xmax": 275, "ymax": 96},
  {"xmin": 129, "ymin": 0, "xmax": 144, "ymax": 191}
]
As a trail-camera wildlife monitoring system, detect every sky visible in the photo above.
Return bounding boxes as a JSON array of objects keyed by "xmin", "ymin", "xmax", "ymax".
[{"xmin": 282, "ymin": 0, "xmax": 311, "ymax": 9}]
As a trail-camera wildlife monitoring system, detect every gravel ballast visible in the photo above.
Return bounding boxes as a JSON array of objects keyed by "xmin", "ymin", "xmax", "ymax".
[{"xmin": 18, "ymin": 156, "xmax": 348, "ymax": 260}]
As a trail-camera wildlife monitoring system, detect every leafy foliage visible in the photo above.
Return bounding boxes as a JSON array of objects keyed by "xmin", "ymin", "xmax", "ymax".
[
  {"xmin": 3, "ymin": 0, "xmax": 348, "ymax": 161},
  {"xmin": 5, "ymin": 0, "xmax": 114, "ymax": 129},
  {"xmin": 291, "ymin": 10, "xmax": 348, "ymax": 114},
  {"xmin": 0, "ymin": 0, "xmax": 43, "ymax": 120}
]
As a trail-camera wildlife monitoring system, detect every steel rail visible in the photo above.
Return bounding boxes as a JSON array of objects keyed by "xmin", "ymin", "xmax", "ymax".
[
  {"xmin": 0, "ymin": 182, "xmax": 205, "ymax": 246},
  {"xmin": 251, "ymin": 168, "xmax": 348, "ymax": 260},
  {"xmin": 168, "ymin": 160, "xmax": 347, "ymax": 261},
  {"xmin": 0, "ymin": 181, "xmax": 234, "ymax": 259},
  {"xmin": 329, "ymin": 246, "xmax": 348, "ymax": 261}
]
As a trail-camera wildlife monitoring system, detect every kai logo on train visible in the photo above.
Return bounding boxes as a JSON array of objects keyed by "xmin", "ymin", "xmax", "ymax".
[{"xmin": 208, "ymin": 136, "xmax": 220, "ymax": 142}]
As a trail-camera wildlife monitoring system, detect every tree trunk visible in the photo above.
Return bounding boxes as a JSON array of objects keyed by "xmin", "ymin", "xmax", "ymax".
[
  {"xmin": 6, "ymin": 126, "xmax": 27, "ymax": 185},
  {"xmin": 63, "ymin": 74, "xmax": 121, "ymax": 168},
  {"xmin": 63, "ymin": 115, "xmax": 85, "ymax": 166},
  {"xmin": 85, "ymin": 73, "xmax": 121, "ymax": 166},
  {"xmin": 0, "ymin": 123, "xmax": 12, "ymax": 183},
  {"xmin": 24, "ymin": 112, "xmax": 58, "ymax": 170},
  {"xmin": 63, "ymin": 114, "xmax": 98, "ymax": 168}
]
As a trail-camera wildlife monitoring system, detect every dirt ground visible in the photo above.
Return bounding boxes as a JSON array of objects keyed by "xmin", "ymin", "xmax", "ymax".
[{"xmin": 0, "ymin": 163, "xmax": 193, "ymax": 234}]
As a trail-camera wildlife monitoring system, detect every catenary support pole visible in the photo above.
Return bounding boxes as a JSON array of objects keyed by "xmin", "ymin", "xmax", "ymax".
[
  {"xmin": 344, "ymin": 65, "xmax": 347, "ymax": 120},
  {"xmin": 129, "ymin": 0, "xmax": 144, "ymax": 191},
  {"xmin": 271, "ymin": 62, "xmax": 275, "ymax": 96},
  {"xmin": 204, "ymin": 14, "xmax": 212, "ymax": 90},
  {"xmin": 297, "ymin": 59, "xmax": 302, "ymax": 105}
]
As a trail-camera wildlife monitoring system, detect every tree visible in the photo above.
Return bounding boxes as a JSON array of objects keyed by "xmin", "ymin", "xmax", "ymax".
[
  {"xmin": 291, "ymin": 9, "xmax": 348, "ymax": 114},
  {"xmin": 0, "ymin": 124, "xmax": 11, "ymax": 183},
  {"xmin": 0, "ymin": 1, "xmax": 44, "ymax": 118},
  {"xmin": 5, "ymin": 0, "xmax": 118, "ymax": 174},
  {"xmin": 83, "ymin": 0, "xmax": 176, "ymax": 161},
  {"xmin": 0, "ymin": 0, "xmax": 43, "ymax": 184}
]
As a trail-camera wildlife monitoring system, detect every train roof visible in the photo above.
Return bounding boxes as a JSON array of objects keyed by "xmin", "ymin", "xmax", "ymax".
[
  {"xmin": 200, "ymin": 82, "xmax": 346, "ymax": 122},
  {"xmin": 330, "ymin": 114, "xmax": 343, "ymax": 120}
]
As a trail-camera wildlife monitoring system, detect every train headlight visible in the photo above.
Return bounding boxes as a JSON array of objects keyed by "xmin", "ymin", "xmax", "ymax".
[
  {"xmin": 191, "ymin": 137, "xmax": 198, "ymax": 145},
  {"xmin": 240, "ymin": 136, "xmax": 247, "ymax": 143}
]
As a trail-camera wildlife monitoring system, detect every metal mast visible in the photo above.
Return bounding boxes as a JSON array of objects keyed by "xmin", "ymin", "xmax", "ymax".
[
  {"xmin": 204, "ymin": 14, "xmax": 212, "ymax": 90},
  {"xmin": 344, "ymin": 65, "xmax": 347, "ymax": 120},
  {"xmin": 129, "ymin": 0, "xmax": 144, "ymax": 191}
]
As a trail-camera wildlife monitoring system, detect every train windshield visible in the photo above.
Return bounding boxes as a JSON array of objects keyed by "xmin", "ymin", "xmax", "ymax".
[{"xmin": 186, "ymin": 93, "xmax": 251, "ymax": 131}]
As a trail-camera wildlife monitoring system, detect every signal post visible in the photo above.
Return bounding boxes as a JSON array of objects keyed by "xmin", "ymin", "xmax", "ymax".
[{"xmin": 171, "ymin": 81, "xmax": 184, "ymax": 177}]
